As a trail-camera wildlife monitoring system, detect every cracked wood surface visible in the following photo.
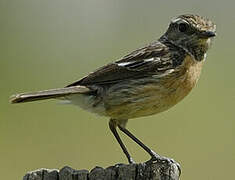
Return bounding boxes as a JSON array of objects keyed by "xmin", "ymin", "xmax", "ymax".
[{"xmin": 23, "ymin": 160, "xmax": 180, "ymax": 180}]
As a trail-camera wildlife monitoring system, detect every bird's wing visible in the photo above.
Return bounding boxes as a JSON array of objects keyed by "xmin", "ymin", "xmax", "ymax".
[{"xmin": 67, "ymin": 41, "xmax": 185, "ymax": 86}]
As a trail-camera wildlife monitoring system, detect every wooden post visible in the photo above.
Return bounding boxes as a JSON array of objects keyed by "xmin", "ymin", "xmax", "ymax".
[{"xmin": 23, "ymin": 159, "xmax": 180, "ymax": 180}]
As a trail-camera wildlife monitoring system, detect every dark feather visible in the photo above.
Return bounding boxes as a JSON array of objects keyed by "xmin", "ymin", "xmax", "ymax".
[
  {"xmin": 10, "ymin": 86, "xmax": 91, "ymax": 103},
  {"xmin": 67, "ymin": 39, "xmax": 186, "ymax": 87}
]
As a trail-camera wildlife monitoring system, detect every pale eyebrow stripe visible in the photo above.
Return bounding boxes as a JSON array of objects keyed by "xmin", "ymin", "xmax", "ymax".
[{"xmin": 171, "ymin": 18, "xmax": 188, "ymax": 24}]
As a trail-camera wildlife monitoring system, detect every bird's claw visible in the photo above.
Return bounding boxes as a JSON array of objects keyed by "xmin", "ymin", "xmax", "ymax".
[
  {"xmin": 147, "ymin": 154, "xmax": 181, "ymax": 176},
  {"xmin": 128, "ymin": 157, "xmax": 136, "ymax": 164}
]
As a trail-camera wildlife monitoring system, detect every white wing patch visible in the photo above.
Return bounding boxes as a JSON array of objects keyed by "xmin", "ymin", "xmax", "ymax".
[
  {"xmin": 203, "ymin": 53, "xmax": 207, "ymax": 61},
  {"xmin": 143, "ymin": 57, "xmax": 154, "ymax": 62},
  {"xmin": 116, "ymin": 57, "xmax": 159, "ymax": 67},
  {"xmin": 117, "ymin": 62, "xmax": 133, "ymax": 67}
]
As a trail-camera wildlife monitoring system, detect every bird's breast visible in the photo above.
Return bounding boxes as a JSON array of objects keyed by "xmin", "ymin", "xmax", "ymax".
[{"xmin": 161, "ymin": 55, "xmax": 204, "ymax": 108}]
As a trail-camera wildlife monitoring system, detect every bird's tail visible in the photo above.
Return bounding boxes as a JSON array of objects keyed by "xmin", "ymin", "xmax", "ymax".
[{"xmin": 10, "ymin": 86, "xmax": 91, "ymax": 104}]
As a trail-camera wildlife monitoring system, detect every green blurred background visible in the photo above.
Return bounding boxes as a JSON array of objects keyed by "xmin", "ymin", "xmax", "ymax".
[{"xmin": 1, "ymin": 0, "xmax": 234, "ymax": 179}]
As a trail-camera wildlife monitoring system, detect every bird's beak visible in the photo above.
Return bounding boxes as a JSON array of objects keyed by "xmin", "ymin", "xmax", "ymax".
[{"xmin": 200, "ymin": 31, "xmax": 216, "ymax": 38}]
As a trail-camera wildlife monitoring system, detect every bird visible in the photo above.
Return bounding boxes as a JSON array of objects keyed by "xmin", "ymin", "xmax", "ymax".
[{"xmin": 11, "ymin": 14, "xmax": 216, "ymax": 166}]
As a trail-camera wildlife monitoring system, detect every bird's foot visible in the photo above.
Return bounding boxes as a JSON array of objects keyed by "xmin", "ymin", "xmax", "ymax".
[
  {"xmin": 128, "ymin": 157, "xmax": 136, "ymax": 164},
  {"xmin": 147, "ymin": 151, "xmax": 181, "ymax": 175}
]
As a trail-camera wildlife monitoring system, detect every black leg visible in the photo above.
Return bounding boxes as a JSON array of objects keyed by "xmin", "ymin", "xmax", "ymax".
[
  {"xmin": 117, "ymin": 125, "xmax": 160, "ymax": 160},
  {"xmin": 109, "ymin": 119, "xmax": 135, "ymax": 164},
  {"xmin": 116, "ymin": 124, "xmax": 181, "ymax": 173}
]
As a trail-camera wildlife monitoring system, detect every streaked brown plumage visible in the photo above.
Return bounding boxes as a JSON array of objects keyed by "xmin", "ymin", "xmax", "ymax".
[
  {"xmin": 10, "ymin": 14, "xmax": 216, "ymax": 168},
  {"xmin": 103, "ymin": 55, "xmax": 204, "ymax": 120}
]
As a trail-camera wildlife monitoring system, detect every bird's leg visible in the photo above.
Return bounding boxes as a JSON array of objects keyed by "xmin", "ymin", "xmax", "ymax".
[
  {"xmin": 109, "ymin": 119, "xmax": 135, "ymax": 164},
  {"xmin": 118, "ymin": 124, "xmax": 181, "ymax": 173},
  {"xmin": 117, "ymin": 124, "xmax": 161, "ymax": 160}
]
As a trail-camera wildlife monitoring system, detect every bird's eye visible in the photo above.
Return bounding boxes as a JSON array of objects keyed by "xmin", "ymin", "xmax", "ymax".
[{"xmin": 178, "ymin": 23, "xmax": 188, "ymax": 32}]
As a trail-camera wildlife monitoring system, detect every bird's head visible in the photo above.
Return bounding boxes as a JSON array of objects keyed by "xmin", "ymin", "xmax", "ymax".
[{"xmin": 163, "ymin": 14, "xmax": 216, "ymax": 61}]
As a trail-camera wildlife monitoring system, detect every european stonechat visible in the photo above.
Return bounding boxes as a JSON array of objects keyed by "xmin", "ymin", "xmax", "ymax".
[{"xmin": 11, "ymin": 14, "xmax": 216, "ymax": 166}]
